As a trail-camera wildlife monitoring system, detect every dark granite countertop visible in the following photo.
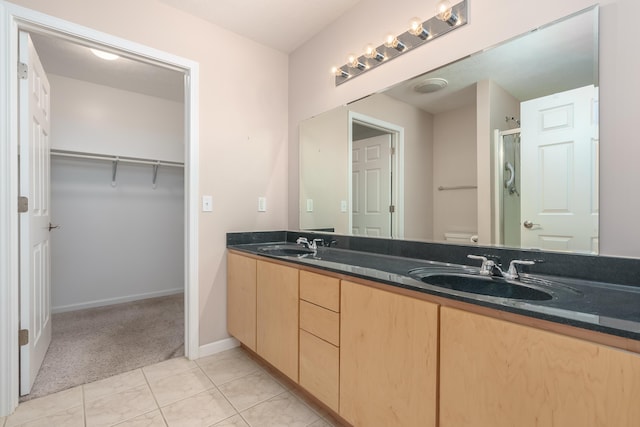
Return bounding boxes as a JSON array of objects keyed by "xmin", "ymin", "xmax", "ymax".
[{"xmin": 227, "ymin": 232, "xmax": 640, "ymax": 342}]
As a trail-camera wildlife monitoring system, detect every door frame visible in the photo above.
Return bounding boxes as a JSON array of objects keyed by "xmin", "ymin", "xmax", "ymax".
[
  {"xmin": 0, "ymin": 2, "xmax": 200, "ymax": 416},
  {"xmin": 348, "ymin": 111, "xmax": 404, "ymax": 238}
]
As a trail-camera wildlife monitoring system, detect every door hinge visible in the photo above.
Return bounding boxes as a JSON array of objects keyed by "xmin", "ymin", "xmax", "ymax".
[
  {"xmin": 389, "ymin": 205, "xmax": 395, "ymax": 213},
  {"xmin": 390, "ymin": 147, "xmax": 396, "ymax": 156},
  {"xmin": 18, "ymin": 62, "xmax": 28, "ymax": 80},
  {"xmin": 18, "ymin": 196, "xmax": 28, "ymax": 213},
  {"xmin": 19, "ymin": 329, "xmax": 29, "ymax": 346}
]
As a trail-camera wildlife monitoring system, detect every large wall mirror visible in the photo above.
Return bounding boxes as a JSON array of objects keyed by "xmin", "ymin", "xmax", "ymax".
[{"xmin": 299, "ymin": 6, "xmax": 599, "ymax": 254}]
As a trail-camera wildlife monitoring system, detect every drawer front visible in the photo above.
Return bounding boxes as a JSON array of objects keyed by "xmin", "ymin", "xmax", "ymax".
[
  {"xmin": 300, "ymin": 270, "xmax": 340, "ymax": 312},
  {"xmin": 300, "ymin": 300, "xmax": 340, "ymax": 346},
  {"xmin": 299, "ymin": 329, "xmax": 339, "ymax": 413}
]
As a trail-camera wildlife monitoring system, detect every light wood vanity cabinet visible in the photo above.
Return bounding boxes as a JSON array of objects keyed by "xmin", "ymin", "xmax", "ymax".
[
  {"xmin": 226, "ymin": 252, "xmax": 257, "ymax": 351},
  {"xmin": 440, "ymin": 306, "xmax": 640, "ymax": 427},
  {"xmin": 256, "ymin": 260, "xmax": 299, "ymax": 382},
  {"xmin": 339, "ymin": 280, "xmax": 439, "ymax": 427},
  {"xmin": 298, "ymin": 270, "xmax": 341, "ymax": 412}
]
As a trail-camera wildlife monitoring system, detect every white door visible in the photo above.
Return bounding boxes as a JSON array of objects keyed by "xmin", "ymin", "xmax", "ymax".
[
  {"xmin": 520, "ymin": 85, "xmax": 598, "ymax": 253},
  {"xmin": 19, "ymin": 31, "xmax": 52, "ymax": 396},
  {"xmin": 352, "ymin": 134, "xmax": 392, "ymax": 237}
]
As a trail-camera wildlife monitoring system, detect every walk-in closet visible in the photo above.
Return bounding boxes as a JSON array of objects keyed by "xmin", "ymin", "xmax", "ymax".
[{"xmin": 23, "ymin": 32, "xmax": 186, "ymax": 400}]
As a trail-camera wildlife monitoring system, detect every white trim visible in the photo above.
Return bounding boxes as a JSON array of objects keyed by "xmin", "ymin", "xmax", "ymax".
[
  {"xmin": 348, "ymin": 111, "xmax": 405, "ymax": 239},
  {"xmin": 198, "ymin": 338, "xmax": 241, "ymax": 358},
  {"xmin": 0, "ymin": 2, "xmax": 200, "ymax": 416},
  {"xmin": 52, "ymin": 289, "xmax": 184, "ymax": 314}
]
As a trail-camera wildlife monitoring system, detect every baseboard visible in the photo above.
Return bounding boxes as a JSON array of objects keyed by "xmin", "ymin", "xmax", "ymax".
[
  {"xmin": 198, "ymin": 337, "xmax": 240, "ymax": 359},
  {"xmin": 51, "ymin": 288, "xmax": 184, "ymax": 314}
]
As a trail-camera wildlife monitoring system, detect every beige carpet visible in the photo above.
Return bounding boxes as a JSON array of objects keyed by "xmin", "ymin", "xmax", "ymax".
[{"xmin": 22, "ymin": 293, "xmax": 184, "ymax": 401}]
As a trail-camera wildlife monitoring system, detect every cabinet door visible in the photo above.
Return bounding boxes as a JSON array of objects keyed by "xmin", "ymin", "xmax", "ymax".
[
  {"xmin": 300, "ymin": 329, "xmax": 339, "ymax": 412},
  {"xmin": 227, "ymin": 252, "xmax": 256, "ymax": 351},
  {"xmin": 440, "ymin": 307, "xmax": 640, "ymax": 427},
  {"xmin": 256, "ymin": 260, "xmax": 299, "ymax": 381},
  {"xmin": 340, "ymin": 280, "xmax": 438, "ymax": 427}
]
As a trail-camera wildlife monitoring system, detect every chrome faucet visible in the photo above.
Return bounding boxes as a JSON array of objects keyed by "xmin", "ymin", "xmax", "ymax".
[
  {"xmin": 467, "ymin": 255, "xmax": 504, "ymax": 277},
  {"xmin": 467, "ymin": 255, "xmax": 535, "ymax": 280},
  {"xmin": 503, "ymin": 259, "xmax": 536, "ymax": 280},
  {"xmin": 296, "ymin": 237, "xmax": 324, "ymax": 251}
]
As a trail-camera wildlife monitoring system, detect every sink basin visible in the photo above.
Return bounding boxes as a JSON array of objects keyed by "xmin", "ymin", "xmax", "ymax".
[
  {"xmin": 411, "ymin": 272, "xmax": 553, "ymax": 301},
  {"xmin": 257, "ymin": 245, "xmax": 315, "ymax": 257}
]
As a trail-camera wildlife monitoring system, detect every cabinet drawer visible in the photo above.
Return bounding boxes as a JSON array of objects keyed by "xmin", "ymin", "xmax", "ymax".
[
  {"xmin": 300, "ymin": 329, "xmax": 339, "ymax": 413},
  {"xmin": 300, "ymin": 270, "xmax": 340, "ymax": 311},
  {"xmin": 300, "ymin": 300, "xmax": 340, "ymax": 346}
]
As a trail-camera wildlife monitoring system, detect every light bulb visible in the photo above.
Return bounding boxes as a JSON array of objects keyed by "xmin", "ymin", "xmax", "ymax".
[
  {"xmin": 347, "ymin": 53, "xmax": 366, "ymax": 70},
  {"xmin": 408, "ymin": 17, "xmax": 429, "ymax": 40},
  {"xmin": 90, "ymin": 48, "xmax": 119, "ymax": 61},
  {"xmin": 435, "ymin": 0, "xmax": 459, "ymax": 26},
  {"xmin": 331, "ymin": 66, "xmax": 349, "ymax": 78},
  {"xmin": 383, "ymin": 34, "xmax": 406, "ymax": 52},
  {"xmin": 364, "ymin": 44, "xmax": 384, "ymax": 62}
]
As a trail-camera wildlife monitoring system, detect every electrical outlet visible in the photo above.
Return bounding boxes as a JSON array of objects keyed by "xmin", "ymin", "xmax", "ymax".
[
  {"xmin": 258, "ymin": 197, "xmax": 267, "ymax": 212},
  {"xmin": 340, "ymin": 200, "xmax": 348, "ymax": 212}
]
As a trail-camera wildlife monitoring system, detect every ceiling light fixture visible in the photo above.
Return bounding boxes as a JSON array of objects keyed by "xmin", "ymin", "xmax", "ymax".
[
  {"xmin": 90, "ymin": 48, "xmax": 120, "ymax": 61},
  {"xmin": 331, "ymin": 0, "xmax": 468, "ymax": 86}
]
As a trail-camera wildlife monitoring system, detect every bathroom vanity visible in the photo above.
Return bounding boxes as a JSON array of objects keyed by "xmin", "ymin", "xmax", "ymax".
[{"xmin": 227, "ymin": 231, "xmax": 640, "ymax": 427}]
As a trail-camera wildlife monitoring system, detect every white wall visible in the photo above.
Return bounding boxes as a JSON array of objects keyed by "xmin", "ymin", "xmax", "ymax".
[
  {"xmin": 9, "ymin": 0, "xmax": 290, "ymax": 346},
  {"xmin": 49, "ymin": 75, "xmax": 184, "ymax": 312},
  {"xmin": 433, "ymin": 103, "xmax": 477, "ymax": 240},
  {"xmin": 51, "ymin": 158, "xmax": 184, "ymax": 312},
  {"xmin": 49, "ymin": 75, "xmax": 184, "ymax": 162},
  {"xmin": 289, "ymin": 0, "xmax": 640, "ymax": 258}
]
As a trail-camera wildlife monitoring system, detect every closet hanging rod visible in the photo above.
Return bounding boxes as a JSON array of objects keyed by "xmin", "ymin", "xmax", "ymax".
[
  {"xmin": 438, "ymin": 185, "xmax": 478, "ymax": 191},
  {"xmin": 51, "ymin": 149, "xmax": 184, "ymax": 167}
]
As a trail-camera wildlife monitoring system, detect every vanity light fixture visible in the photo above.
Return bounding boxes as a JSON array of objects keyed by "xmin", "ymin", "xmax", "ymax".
[
  {"xmin": 436, "ymin": 0, "xmax": 460, "ymax": 26},
  {"xmin": 90, "ymin": 48, "xmax": 119, "ymax": 61},
  {"xmin": 331, "ymin": 66, "xmax": 350, "ymax": 78},
  {"xmin": 332, "ymin": 0, "xmax": 468, "ymax": 86},
  {"xmin": 347, "ymin": 53, "xmax": 366, "ymax": 70},
  {"xmin": 364, "ymin": 44, "xmax": 385, "ymax": 62},
  {"xmin": 383, "ymin": 34, "xmax": 407, "ymax": 52},
  {"xmin": 408, "ymin": 17, "xmax": 430, "ymax": 40}
]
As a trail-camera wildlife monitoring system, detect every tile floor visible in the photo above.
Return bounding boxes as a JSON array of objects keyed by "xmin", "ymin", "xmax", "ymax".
[{"xmin": 3, "ymin": 347, "xmax": 343, "ymax": 427}]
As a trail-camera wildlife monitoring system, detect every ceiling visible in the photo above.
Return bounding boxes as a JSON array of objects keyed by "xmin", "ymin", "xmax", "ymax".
[
  {"xmin": 155, "ymin": 0, "xmax": 362, "ymax": 54},
  {"xmin": 29, "ymin": 0, "xmax": 362, "ymax": 102}
]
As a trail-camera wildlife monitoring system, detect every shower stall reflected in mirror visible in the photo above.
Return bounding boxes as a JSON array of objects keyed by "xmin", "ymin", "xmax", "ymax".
[{"xmin": 494, "ymin": 125, "xmax": 521, "ymax": 247}]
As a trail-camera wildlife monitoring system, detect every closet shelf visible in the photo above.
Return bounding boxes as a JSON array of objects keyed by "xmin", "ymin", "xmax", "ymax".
[{"xmin": 51, "ymin": 149, "xmax": 184, "ymax": 188}]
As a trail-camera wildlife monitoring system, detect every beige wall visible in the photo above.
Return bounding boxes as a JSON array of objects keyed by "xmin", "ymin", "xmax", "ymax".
[
  {"xmin": 9, "ymin": 0, "xmax": 289, "ymax": 346},
  {"xmin": 289, "ymin": 0, "xmax": 640, "ymax": 258},
  {"xmin": 433, "ymin": 103, "xmax": 477, "ymax": 241},
  {"xmin": 299, "ymin": 106, "xmax": 349, "ymax": 233}
]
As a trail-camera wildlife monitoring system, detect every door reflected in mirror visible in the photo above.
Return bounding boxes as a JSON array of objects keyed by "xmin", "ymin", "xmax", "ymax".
[{"xmin": 299, "ymin": 7, "xmax": 599, "ymax": 254}]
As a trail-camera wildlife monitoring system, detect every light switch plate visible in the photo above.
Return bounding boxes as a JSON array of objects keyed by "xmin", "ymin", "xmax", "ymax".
[
  {"xmin": 340, "ymin": 200, "xmax": 348, "ymax": 212},
  {"xmin": 258, "ymin": 197, "xmax": 267, "ymax": 212},
  {"xmin": 306, "ymin": 199, "xmax": 314, "ymax": 212},
  {"xmin": 202, "ymin": 195, "xmax": 213, "ymax": 212}
]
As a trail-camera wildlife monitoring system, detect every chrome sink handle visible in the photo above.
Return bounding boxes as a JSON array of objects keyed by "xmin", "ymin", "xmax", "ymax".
[
  {"xmin": 296, "ymin": 237, "xmax": 323, "ymax": 251},
  {"xmin": 467, "ymin": 255, "xmax": 500, "ymax": 276},
  {"xmin": 503, "ymin": 259, "xmax": 536, "ymax": 280}
]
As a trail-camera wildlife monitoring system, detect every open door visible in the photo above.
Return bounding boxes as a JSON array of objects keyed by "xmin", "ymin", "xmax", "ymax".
[
  {"xmin": 520, "ymin": 85, "xmax": 598, "ymax": 253},
  {"xmin": 19, "ymin": 31, "xmax": 52, "ymax": 396}
]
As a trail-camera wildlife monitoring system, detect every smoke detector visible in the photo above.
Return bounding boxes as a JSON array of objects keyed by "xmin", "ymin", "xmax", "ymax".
[{"xmin": 414, "ymin": 78, "xmax": 448, "ymax": 94}]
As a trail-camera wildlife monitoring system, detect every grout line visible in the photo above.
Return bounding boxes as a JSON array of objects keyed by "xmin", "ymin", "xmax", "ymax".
[{"xmin": 81, "ymin": 385, "xmax": 87, "ymax": 427}]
